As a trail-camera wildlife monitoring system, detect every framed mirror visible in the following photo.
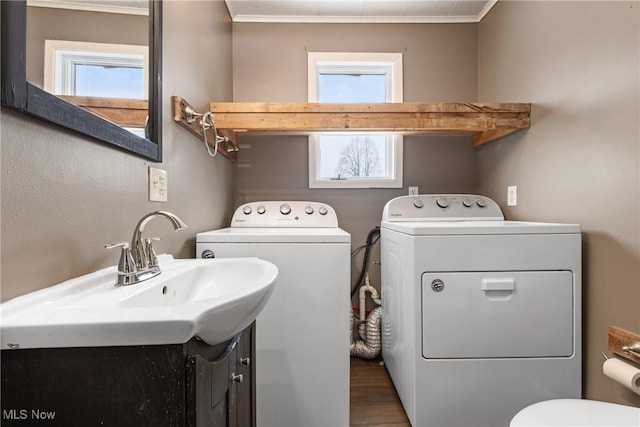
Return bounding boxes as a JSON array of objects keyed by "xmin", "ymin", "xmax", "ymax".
[{"xmin": 1, "ymin": 0, "xmax": 162, "ymax": 162}]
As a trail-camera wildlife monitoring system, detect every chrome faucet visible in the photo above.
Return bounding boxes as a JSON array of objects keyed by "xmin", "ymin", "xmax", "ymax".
[
  {"xmin": 131, "ymin": 211, "xmax": 188, "ymax": 269},
  {"xmin": 106, "ymin": 211, "xmax": 188, "ymax": 286}
]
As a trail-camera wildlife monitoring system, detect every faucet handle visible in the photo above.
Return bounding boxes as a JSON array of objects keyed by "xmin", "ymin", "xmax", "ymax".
[
  {"xmin": 144, "ymin": 237, "xmax": 161, "ymax": 268},
  {"xmin": 105, "ymin": 242, "xmax": 137, "ymax": 277},
  {"xmin": 105, "ymin": 241, "xmax": 129, "ymax": 250}
]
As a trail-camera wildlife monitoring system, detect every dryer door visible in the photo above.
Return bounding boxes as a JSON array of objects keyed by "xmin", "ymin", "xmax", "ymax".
[{"xmin": 422, "ymin": 271, "xmax": 574, "ymax": 359}]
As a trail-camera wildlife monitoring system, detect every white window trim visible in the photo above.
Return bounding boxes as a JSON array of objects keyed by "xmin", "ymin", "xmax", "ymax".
[
  {"xmin": 44, "ymin": 40, "xmax": 148, "ymax": 98},
  {"xmin": 308, "ymin": 52, "xmax": 403, "ymax": 103},
  {"xmin": 308, "ymin": 52, "xmax": 403, "ymax": 189},
  {"xmin": 309, "ymin": 133, "xmax": 403, "ymax": 189}
]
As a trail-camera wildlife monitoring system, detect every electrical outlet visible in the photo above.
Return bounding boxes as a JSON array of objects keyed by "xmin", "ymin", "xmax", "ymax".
[
  {"xmin": 507, "ymin": 185, "xmax": 517, "ymax": 206},
  {"xmin": 149, "ymin": 167, "xmax": 168, "ymax": 202},
  {"xmin": 409, "ymin": 186, "xmax": 419, "ymax": 195}
]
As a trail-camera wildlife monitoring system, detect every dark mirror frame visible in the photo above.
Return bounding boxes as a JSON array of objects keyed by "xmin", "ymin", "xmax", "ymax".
[{"xmin": 1, "ymin": 0, "xmax": 163, "ymax": 162}]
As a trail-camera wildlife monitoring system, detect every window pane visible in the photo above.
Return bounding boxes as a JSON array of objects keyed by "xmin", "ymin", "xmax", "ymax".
[
  {"xmin": 318, "ymin": 74, "xmax": 386, "ymax": 103},
  {"xmin": 74, "ymin": 64, "xmax": 144, "ymax": 99},
  {"xmin": 317, "ymin": 134, "xmax": 391, "ymax": 179},
  {"xmin": 308, "ymin": 52, "xmax": 403, "ymax": 188}
]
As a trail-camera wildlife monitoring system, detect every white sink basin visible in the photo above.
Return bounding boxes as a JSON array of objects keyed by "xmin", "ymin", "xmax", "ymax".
[{"xmin": 0, "ymin": 255, "xmax": 278, "ymax": 349}]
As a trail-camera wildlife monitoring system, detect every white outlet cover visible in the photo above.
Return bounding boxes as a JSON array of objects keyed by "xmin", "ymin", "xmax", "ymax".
[
  {"xmin": 149, "ymin": 167, "xmax": 168, "ymax": 202},
  {"xmin": 409, "ymin": 186, "xmax": 419, "ymax": 195}
]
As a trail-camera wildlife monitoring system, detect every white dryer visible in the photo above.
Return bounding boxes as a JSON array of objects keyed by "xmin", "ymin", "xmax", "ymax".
[
  {"xmin": 380, "ymin": 194, "xmax": 581, "ymax": 427},
  {"xmin": 196, "ymin": 201, "xmax": 351, "ymax": 427}
]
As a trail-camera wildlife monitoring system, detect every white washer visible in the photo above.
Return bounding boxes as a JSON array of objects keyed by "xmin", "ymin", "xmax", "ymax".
[
  {"xmin": 380, "ymin": 194, "xmax": 582, "ymax": 427},
  {"xmin": 196, "ymin": 201, "xmax": 351, "ymax": 427}
]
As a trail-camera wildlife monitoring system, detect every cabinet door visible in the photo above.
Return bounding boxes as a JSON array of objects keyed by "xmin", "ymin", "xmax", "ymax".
[
  {"xmin": 236, "ymin": 324, "xmax": 255, "ymax": 427},
  {"xmin": 187, "ymin": 333, "xmax": 242, "ymax": 427},
  {"xmin": 1, "ymin": 345, "xmax": 185, "ymax": 426}
]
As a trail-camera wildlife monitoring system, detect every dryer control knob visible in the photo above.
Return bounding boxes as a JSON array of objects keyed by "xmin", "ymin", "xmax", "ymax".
[
  {"xmin": 414, "ymin": 199, "xmax": 424, "ymax": 208},
  {"xmin": 436, "ymin": 197, "xmax": 449, "ymax": 209},
  {"xmin": 477, "ymin": 199, "xmax": 487, "ymax": 208},
  {"xmin": 280, "ymin": 203, "xmax": 292, "ymax": 215},
  {"xmin": 257, "ymin": 205, "xmax": 266, "ymax": 215},
  {"xmin": 318, "ymin": 206, "xmax": 328, "ymax": 215},
  {"xmin": 463, "ymin": 198, "xmax": 473, "ymax": 208},
  {"xmin": 242, "ymin": 206, "xmax": 252, "ymax": 215},
  {"xmin": 305, "ymin": 205, "xmax": 315, "ymax": 215}
]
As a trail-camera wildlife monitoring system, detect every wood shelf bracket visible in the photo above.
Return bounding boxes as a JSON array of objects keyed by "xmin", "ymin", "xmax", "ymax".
[{"xmin": 172, "ymin": 96, "xmax": 238, "ymax": 162}]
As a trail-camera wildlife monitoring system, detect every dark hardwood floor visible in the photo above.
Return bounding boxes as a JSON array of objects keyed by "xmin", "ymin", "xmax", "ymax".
[{"xmin": 350, "ymin": 356, "xmax": 411, "ymax": 427}]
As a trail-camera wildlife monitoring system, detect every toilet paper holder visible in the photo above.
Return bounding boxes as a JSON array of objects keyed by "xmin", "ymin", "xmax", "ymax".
[{"xmin": 622, "ymin": 341, "xmax": 640, "ymax": 358}]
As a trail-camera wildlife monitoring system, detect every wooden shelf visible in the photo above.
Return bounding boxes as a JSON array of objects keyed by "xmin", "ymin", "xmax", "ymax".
[
  {"xmin": 60, "ymin": 95, "xmax": 148, "ymax": 128},
  {"xmin": 172, "ymin": 97, "xmax": 530, "ymax": 162},
  {"xmin": 208, "ymin": 102, "xmax": 531, "ymax": 147}
]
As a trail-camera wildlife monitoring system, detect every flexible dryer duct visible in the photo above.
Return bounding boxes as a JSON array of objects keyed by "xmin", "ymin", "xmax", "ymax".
[{"xmin": 350, "ymin": 306, "xmax": 383, "ymax": 359}]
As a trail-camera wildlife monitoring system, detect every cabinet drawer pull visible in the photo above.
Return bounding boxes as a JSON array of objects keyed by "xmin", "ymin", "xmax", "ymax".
[
  {"xmin": 231, "ymin": 373, "xmax": 244, "ymax": 383},
  {"xmin": 240, "ymin": 357, "xmax": 250, "ymax": 366}
]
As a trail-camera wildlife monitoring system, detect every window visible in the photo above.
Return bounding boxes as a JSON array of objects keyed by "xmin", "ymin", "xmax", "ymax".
[
  {"xmin": 44, "ymin": 40, "xmax": 148, "ymax": 99},
  {"xmin": 44, "ymin": 40, "xmax": 148, "ymax": 136},
  {"xmin": 308, "ymin": 52, "xmax": 403, "ymax": 189}
]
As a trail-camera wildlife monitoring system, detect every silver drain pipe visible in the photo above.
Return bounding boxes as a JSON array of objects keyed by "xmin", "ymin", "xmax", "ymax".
[{"xmin": 350, "ymin": 306, "xmax": 383, "ymax": 359}]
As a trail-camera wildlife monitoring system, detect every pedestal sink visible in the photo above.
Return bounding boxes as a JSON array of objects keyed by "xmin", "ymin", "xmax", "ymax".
[{"xmin": 0, "ymin": 255, "xmax": 278, "ymax": 349}]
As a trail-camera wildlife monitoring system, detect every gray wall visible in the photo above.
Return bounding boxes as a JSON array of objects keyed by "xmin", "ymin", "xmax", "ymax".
[
  {"xmin": 477, "ymin": 1, "xmax": 640, "ymax": 405},
  {"xmin": 1, "ymin": 1, "xmax": 234, "ymax": 302},
  {"xmin": 232, "ymin": 23, "xmax": 479, "ymax": 288}
]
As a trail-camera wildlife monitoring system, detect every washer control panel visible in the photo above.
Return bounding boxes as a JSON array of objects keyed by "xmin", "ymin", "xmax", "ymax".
[
  {"xmin": 382, "ymin": 194, "xmax": 504, "ymax": 221},
  {"xmin": 231, "ymin": 201, "xmax": 339, "ymax": 227}
]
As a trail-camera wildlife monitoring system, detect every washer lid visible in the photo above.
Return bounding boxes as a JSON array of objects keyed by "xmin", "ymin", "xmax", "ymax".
[
  {"xmin": 196, "ymin": 227, "xmax": 351, "ymax": 243},
  {"xmin": 381, "ymin": 220, "xmax": 580, "ymax": 235}
]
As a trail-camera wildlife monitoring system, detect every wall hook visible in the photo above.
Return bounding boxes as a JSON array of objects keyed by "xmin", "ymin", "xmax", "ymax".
[
  {"xmin": 183, "ymin": 105, "xmax": 204, "ymax": 125},
  {"xmin": 622, "ymin": 341, "xmax": 640, "ymax": 358}
]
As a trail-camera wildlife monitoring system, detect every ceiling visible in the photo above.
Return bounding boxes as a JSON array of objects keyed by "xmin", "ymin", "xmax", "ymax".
[
  {"xmin": 29, "ymin": 0, "xmax": 496, "ymax": 23},
  {"xmin": 225, "ymin": 0, "xmax": 497, "ymax": 23}
]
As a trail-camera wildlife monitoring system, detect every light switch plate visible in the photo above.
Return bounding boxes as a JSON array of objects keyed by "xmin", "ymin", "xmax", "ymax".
[
  {"xmin": 149, "ymin": 167, "xmax": 168, "ymax": 202},
  {"xmin": 507, "ymin": 185, "xmax": 517, "ymax": 206}
]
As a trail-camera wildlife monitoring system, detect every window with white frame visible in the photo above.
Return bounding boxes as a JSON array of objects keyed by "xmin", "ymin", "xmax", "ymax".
[
  {"xmin": 308, "ymin": 52, "xmax": 403, "ymax": 189},
  {"xmin": 44, "ymin": 40, "xmax": 148, "ymax": 99}
]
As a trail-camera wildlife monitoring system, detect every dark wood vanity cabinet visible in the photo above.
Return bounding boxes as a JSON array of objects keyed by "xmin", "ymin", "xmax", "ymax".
[{"xmin": 0, "ymin": 323, "xmax": 256, "ymax": 427}]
